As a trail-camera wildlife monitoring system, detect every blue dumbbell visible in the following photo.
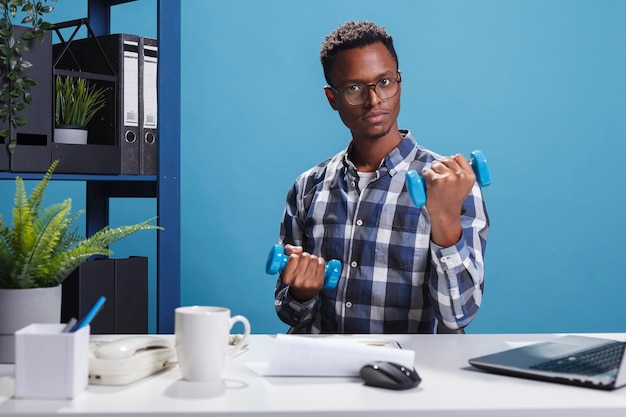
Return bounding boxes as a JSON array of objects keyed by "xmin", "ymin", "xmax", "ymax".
[
  {"xmin": 265, "ymin": 244, "xmax": 341, "ymax": 290},
  {"xmin": 405, "ymin": 150, "xmax": 491, "ymax": 208}
]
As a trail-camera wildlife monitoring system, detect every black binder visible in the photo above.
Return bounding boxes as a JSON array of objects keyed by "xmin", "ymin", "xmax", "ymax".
[{"xmin": 139, "ymin": 37, "xmax": 158, "ymax": 175}]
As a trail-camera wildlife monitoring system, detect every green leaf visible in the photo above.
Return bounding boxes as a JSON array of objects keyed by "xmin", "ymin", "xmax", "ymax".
[
  {"xmin": 20, "ymin": 30, "xmax": 34, "ymax": 40},
  {"xmin": 0, "ymin": 44, "xmax": 11, "ymax": 56}
]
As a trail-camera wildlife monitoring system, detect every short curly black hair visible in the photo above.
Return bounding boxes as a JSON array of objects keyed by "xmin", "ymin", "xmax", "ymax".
[{"xmin": 320, "ymin": 21, "xmax": 398, "ymax": 86}]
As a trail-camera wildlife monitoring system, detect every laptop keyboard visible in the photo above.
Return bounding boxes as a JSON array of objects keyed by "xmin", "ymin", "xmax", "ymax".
[{"xmin": 530, "ymin": 341, "xmax": 625, "ymax": 376}]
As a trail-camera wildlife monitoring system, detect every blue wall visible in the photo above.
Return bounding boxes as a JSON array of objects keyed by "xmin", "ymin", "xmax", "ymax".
[
  {"xmin": 180, "ymin": 0, "xmax": 626, "ymax": 334},
  {"xmin": 2, "ymin": 0, "xmax": 624, "ymax": 335}
]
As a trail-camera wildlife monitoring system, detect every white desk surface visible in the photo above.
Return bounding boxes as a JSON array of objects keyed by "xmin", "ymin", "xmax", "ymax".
[{"xmin": 1, "ymin": 333, "xmax": 626, "ymax": 416}]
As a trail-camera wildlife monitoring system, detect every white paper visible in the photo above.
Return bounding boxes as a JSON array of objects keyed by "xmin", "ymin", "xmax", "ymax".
[{"xmin": 246, "ymin": 334, "xmax": 415, "ymax": 377}]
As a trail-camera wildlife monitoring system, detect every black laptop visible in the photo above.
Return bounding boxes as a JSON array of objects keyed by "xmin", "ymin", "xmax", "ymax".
[{"xmin": 468, "ymin": 335, "xmax": 626, "ymax": 390}]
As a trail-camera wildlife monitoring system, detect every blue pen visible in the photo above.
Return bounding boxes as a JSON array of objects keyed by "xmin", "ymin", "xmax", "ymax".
[{"xmin": 71, "ymin": 296, "xmax": 106, "ymax": 332}]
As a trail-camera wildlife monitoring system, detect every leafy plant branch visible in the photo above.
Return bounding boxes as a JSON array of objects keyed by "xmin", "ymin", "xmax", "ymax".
[
  {"xmin": 0, "ymin": 0, "xmax": 56, "ymax": 154},
  {"xmin": 0, "ymin": 160, "xmax": 163, "ymax": 289}
]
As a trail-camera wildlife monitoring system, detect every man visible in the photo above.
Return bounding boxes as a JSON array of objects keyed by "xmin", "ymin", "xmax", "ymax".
[{"xmin": 274, "ymin": 21, "xmax": 489, "ymax": 334}]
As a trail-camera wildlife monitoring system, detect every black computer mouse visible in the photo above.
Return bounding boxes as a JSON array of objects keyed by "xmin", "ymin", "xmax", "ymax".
[{"xmin": 359, "ymin": 361, "xmax": 421, "ymax": 390}]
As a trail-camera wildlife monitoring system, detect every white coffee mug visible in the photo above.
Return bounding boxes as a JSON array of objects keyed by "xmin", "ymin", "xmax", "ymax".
[{"xmin": 174, "ymin": 306, "xmax": 251, "ymax": 382}]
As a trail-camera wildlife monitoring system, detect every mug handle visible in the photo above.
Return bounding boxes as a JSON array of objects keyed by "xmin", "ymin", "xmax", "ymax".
[{"xmin": 227, "ymin": 315, "xmax": 251, "ymax": 356}]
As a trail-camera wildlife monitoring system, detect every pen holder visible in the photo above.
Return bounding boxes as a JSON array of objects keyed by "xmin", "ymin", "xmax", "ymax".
[{"xmin": 14, "ymin": 323, "xmax": 90, "ymax": 399}]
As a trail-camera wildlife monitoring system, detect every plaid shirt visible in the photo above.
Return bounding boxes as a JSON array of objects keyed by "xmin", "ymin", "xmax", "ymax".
[{"xmin": 275, "ymin": 131, "xmax": 489, "ymax": 334}]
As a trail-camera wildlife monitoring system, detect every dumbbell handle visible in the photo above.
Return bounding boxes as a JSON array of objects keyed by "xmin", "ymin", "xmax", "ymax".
[
  {"xmin": 265, "ymin": 244, "xmax": 341, "ymax": 290},
  {"xmin": 406, "ymin": 150, "xmax": 491, "ymax": 208}
]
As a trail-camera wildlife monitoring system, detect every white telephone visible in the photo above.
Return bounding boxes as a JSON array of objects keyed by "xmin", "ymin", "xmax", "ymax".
[{"xmin": 89, "ymin": 336, "xmax": 176, "ymax": 385}]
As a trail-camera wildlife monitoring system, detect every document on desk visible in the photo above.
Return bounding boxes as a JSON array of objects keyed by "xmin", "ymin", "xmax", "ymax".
[{"xmin": 246, "ymin": 334, "xmax": 415, "ymax": 377}]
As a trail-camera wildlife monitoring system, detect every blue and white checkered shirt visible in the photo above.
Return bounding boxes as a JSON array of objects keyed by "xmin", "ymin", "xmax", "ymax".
[{"xmin": 275, "ymin": 131, "xmax": 489, "ymax": 334}]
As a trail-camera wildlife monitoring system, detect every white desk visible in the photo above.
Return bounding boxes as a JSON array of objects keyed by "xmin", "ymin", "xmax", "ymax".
[{"xmin": 1, "ymin": 333, "xmax": 626, "ymax": 416}]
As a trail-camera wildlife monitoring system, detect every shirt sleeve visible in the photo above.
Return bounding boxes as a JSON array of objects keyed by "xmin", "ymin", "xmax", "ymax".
[
  {"xmin": 275, "ymin": 284, "xmax": 320, "ymax": 330},
  {"xmin": 274, "ymin": 180, "xmax": 322, "ymax": 330},
  {"xmin": 427, "ymin": 183, "xmax": 489, "ymax": 330}
]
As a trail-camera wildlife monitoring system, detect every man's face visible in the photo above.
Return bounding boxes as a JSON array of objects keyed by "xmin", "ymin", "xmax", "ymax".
[{"xmin": 325, "ymin": 42, "xmax": 401, "ymax": 142}]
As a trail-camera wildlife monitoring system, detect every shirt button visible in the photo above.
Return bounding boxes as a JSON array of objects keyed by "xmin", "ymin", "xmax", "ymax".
[
  {"xmin": 351, "ymin": 261, "xmax": 357, "ymax": 268},
  {"xmin": 451, "ymin": 289, "xmax": 459, "ymax": 298},
  {"xmin": 441, "ymin": 256, "xmax": 449, "ymax": 263},
  {"xmin": 351, "ymin": 181, "xmax": 356, "ymax": 187},
  {"xmin": 356, "ymin": 219, "xmax": 363, "ymax": 226},
  {"xmin": 346, "ymin": 302, "xmax": 353, "ymax": 308},
  {"xmin": 390, "ymin": 168, "xmax": 396, "ymax": 175}
]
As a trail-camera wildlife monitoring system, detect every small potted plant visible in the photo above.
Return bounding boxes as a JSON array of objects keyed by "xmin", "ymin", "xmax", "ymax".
[
  {"xmin": 54, "ymin": 75, "xmax": 108, "ymax": 144},
  {"xmin": 0, "ymin": 160, "xmax": 162, "ymax": 362}
]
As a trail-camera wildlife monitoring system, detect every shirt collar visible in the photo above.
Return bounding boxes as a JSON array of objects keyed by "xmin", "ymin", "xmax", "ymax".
[
  {"xmin": 385, "ymin": 130, "xmax": 416, "ymax": 174},
  {"xmin": 341, "ymin": 130, "xmax": 417, "ymax": 174}
]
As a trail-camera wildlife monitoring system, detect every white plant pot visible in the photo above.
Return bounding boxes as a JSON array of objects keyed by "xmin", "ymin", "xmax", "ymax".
[
  {"xmin": 54, "ymin": 126, "xmax": 88, "ymax": 145},
  {"xmin": 0, "ymin": 285, "xmax": 62, "ymax": 363}
]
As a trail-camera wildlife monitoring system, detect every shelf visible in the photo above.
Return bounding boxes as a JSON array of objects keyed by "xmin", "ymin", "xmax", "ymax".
[{"xmin": 0, "ymin": 173, "xmax": 156, "ymax": 182}]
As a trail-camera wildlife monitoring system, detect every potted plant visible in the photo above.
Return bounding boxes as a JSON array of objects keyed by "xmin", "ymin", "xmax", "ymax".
[
  {"xmin": 54, "ymin": 75, "xmax": 108, "ymax": 144},
  {"xmin": 0, "ymin": 159, "xmax": 163, "ymax": 362},
  {"xmin": 0, "ymin": 0, "xmax": 55, "ymax": 155}
]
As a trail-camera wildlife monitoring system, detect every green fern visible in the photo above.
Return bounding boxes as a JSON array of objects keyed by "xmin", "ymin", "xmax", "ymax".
[{"xmin": 0, "ymin": 161, "xmax": 163, "ymax": 289}]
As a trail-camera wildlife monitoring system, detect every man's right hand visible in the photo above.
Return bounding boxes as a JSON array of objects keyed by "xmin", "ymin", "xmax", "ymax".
[{"xmin": 281, "ymin": 244, "xmax": 326, "ymax": 302}]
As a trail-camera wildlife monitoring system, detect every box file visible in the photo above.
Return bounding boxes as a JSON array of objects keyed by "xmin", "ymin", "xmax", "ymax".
[
  {"xmin": 140, "ymin": 37, "xmax": 158, "ymax": 175},
  {"xmin": 114, "ymin": 256, "xmax": 149, "ymax": 334},
  {"xmin": 0, "ymin": 26, "xmax": 53, "ymax": 173},
  {"xmin": 53, "ymin": 34, "xmax": 142, "ymax": 174},
  {"xmin": 61, "ymin": 257, "xmax": 149, "ymax": 334},
  {"xmin": 51, "ymin": 143, "xmax": 121, "ymax": 174},
  {"xmin": 61, "ymin": 259, "xmax": 116, "ymax": 334}
]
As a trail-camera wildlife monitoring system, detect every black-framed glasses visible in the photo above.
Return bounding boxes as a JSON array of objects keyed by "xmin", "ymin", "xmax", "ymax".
[{"xmin": 327, "ymin": 72, "xmax": 402, "ymax": 105}]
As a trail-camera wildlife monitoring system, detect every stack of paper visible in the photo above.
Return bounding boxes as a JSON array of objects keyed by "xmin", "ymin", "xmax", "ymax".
[{"xmin": 246, "ymin": 334, "xmax": 415, "ymax": 377}]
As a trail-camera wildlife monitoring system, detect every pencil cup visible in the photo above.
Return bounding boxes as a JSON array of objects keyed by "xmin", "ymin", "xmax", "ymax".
[{"xmin": 14, "ymin": 323, "xmax": 90, "ymax": 399}]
